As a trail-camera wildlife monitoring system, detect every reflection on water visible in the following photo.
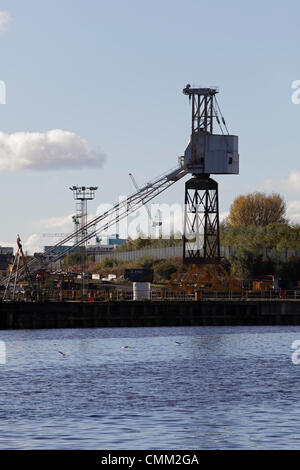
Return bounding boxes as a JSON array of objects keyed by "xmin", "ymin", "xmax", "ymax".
[{"xmin": 0, "ymin": 325, "xmax": 300, "ymax": 449}]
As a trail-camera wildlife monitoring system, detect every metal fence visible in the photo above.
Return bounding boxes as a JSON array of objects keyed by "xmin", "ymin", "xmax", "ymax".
[
  {"xmin": 95, "ymin": 245, "xmax": 300, "ymax": 264},
  {"xmin": 4, "ymin": 287, "xmax": 300, "ymax": 303},
  {"xmin": 116, "ymin": 289, "xmax": 300, "ymax": 302},
  {"xmin": 95, "ymin": 245, "xmax": 183, "ymax": 263}
]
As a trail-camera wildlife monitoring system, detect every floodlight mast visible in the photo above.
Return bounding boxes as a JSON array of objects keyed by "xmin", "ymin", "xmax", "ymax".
[
  {"xmin": 69, "ymin": 186, "xmax": 98, "ymax": 299},
  {"xmin": 182, "ymin": 84, "xmax": 239, "ymax": 265}
]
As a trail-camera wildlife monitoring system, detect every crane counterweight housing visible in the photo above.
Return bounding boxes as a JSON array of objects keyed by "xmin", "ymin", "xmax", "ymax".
[
  {"xmin": 184, "ymin": 133, "xmax": 239, "ymax": 174},
  {"xmin": 182, "ymin": 84, "xmax": 239, "ymax": 176}
]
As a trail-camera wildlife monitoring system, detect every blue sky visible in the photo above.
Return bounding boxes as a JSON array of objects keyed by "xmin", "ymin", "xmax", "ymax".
[{"xmin": 0, "ymin": 0, "xmax": 300, "ymax": 252}]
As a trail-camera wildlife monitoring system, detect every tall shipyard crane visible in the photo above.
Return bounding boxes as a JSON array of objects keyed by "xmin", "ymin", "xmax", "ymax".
[
  {"xmin": 168, "ymin": 84, "xmax": 240, "ymax": 292},
  {"xmin": 1, "ymin": 84, "xmax": 240, "ymax": 293}
]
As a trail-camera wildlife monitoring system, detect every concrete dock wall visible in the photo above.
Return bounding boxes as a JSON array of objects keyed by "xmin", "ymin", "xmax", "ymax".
[{"xmin": 1, "ymin": 300, "xmax": 300, "ymax": 330}]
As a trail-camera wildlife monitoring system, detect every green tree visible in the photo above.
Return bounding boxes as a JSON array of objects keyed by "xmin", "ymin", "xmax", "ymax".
[{"xmin": 230, "ymin": 248, "xmax": 263, "ymax": 279}]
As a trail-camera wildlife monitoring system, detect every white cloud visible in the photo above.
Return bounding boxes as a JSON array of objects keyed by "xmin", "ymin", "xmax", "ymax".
[
  {"xmin": 0, "ymin": 129, "xmax": 105, "ymax": 172},
  {"xmin": 0, "ymin": 235, "xmax": 44, "ymax": 255},
  {"xmin": 287, "ymin": 200, "xmax": 300, "ymax": 224},
  {"xmin": 37, "ymin": 212, "xmax": 97, "ymax": 231},
  {"xmin": 260, "ymin": 171, "xmax": 300, "ymax": 193},
  {"xmin": 287, "ymin": 200, "xmax": 300, "ymax": 212},
  {"xmin": 0, "ymin": 11, "xmax": 11, "ymax": 34},
  {"xmin": 0, "ymin": 240, "xmax": 15, "ymax": 248},
  {"xmin": 23, "ymin": 234, "xmax": 44, "ymax": 254},
  {"xmin": 37, "ymin": 214, "xmax": 74, "ymax": 231},
  {"xmin": 220, "ymin": 211, "xmax": 229, "ymax": 222},
  {"xmin": 22, "ymin": 233, "xmax": 69, "ymax": 254},
  {"xmin": 286, "ymin": 171, "xmax": 300, "ymax": 192}
]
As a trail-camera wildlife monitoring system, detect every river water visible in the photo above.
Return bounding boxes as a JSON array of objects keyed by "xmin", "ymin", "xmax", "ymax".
[{"xmin": 1, "ymin": 325, "xmax": 300, "ymax": 449}]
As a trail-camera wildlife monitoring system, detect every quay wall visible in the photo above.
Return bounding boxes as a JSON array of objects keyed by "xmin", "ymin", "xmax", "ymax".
[{"xmin": 1, "ymin": 300, "xmax": 300, "ymax": 330}]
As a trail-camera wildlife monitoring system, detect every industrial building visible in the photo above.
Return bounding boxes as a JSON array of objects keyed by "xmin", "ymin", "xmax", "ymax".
[
  {"xmin": 40, "ymin": 235, "xmax": 126, "ymax": 263},
  {"xmin": 96, "ymin": 234, "xmax": 126, "ymax": 247}
]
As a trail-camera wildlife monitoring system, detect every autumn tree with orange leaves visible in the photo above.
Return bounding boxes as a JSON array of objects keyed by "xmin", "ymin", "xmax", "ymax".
[{"xmin": 227, "ymin": 192, "xmax": 287, "ymax": 227}]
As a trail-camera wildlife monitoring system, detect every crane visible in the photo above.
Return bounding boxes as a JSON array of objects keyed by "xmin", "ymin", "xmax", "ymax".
[
  {"xmin": 3, "ymin": 235, "xmax": 36, "ymax": 300},
  {"xmin": 168, "ymin": 84, "xmax": 241, "ymax": 293}
]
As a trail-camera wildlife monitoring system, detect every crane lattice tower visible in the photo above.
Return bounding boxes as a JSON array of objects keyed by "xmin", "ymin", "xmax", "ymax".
[{"xmin": 182, "ymin": 84, "xmax": 239, "ymax": 265}]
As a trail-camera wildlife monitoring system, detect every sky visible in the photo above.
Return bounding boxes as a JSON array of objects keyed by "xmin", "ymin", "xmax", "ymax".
[{"xmin": 0, "ymin": 0, "xmax": 300, "ymax": 253}]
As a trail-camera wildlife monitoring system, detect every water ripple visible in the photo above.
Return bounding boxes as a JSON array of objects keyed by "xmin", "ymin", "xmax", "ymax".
[{"xmin": 0, "ymin": 325, "xmax": 300, "ymax": 449}]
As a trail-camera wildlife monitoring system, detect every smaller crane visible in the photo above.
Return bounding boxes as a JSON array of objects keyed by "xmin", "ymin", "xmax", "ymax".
[
  {"xmin": 3, "ymin": 235, "xmax": 36, "ymax": 301},
  {"xmin": 129, "ymin": 173, "xmax": 162, "ymax": 236}
]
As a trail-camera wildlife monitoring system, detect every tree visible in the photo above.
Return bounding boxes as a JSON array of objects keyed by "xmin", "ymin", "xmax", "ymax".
[
  {"xmin": 278, "ymin": 257, "xmax": 300, "ymax": 283},
  {"xmin": 227, "ymin": 192, "xmax": 287, "ymax": 227},
  {"xmin": 229, "ymin": 247, "xmax": 271, "ymax": 279}
]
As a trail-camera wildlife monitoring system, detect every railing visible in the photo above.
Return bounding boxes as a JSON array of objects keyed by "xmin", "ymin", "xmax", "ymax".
[
  {"xmin": 108, "ymin": 289, "xmax": 300, "ymax": 302},
  {"xmin": 2, "ymin": 288, "xmax": 300, "ymax": 302}
]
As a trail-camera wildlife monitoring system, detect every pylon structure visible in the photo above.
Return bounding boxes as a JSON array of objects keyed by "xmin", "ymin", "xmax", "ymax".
[
  {"xmin": 69, "ymin": 186, "xmax": 98, "ymax": 299},
  {"xmin": 168, "ymin": 85, "xmax": 241, "ymax": 293}
]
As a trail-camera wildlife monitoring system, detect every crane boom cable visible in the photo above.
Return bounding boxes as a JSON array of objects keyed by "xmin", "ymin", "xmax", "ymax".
[
  {"xmin": 213, "ymin": 103, "xmax": 225, "ymax": 135},
  {"xmin": 129, "ymin": 173, "xmax": 153, "ymax": 221},
  {"xmin": 215, "ymin": 97, "xmax": 229, "ymax": 135}
]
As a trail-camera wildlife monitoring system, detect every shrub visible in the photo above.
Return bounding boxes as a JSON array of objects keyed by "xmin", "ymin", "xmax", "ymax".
[
  {"xmin": 155, "ymin": 261, "xmax": 178, "ymax": 280},
  {"xmin": 102, "ymin": 257, "xmax": 120, "ymax": 268},
  {"xmin": 136, "ymin": 256, "xmax": 159, "ymax": 269}
]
